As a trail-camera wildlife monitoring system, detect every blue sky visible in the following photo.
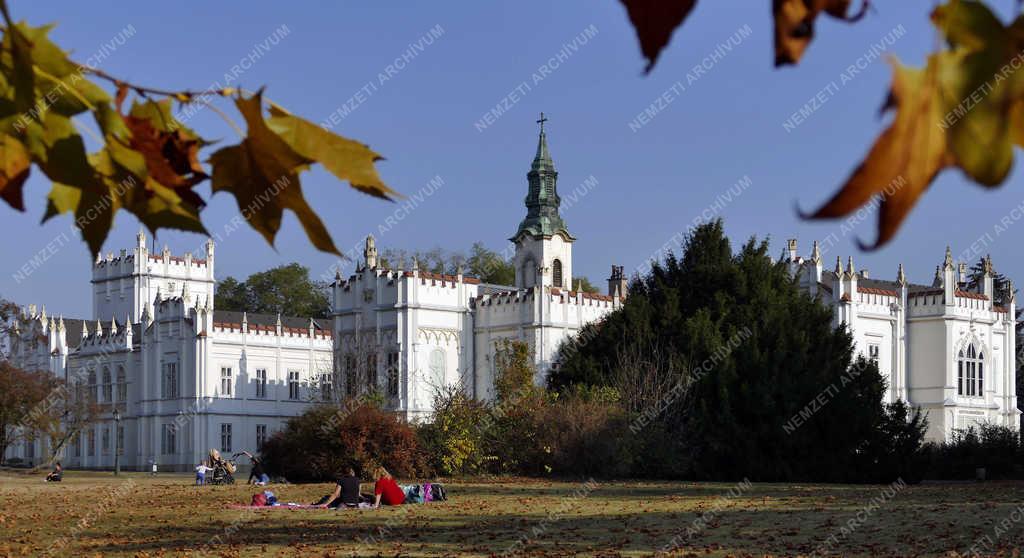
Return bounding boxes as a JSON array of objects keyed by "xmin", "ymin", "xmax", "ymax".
[{"xmin": 6, "ymin": 1, "xmax": 1024, "ymax": 318}]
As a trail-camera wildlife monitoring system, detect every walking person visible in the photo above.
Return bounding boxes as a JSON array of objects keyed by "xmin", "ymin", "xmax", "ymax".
[{"xmin": 195, "ymin": 461, "xmax": 210, "ymax": 485}]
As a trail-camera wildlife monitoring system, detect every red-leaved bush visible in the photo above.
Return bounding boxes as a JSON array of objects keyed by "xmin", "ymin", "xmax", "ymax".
[{"xmin": 260, "ymin": 401, "xmax": 428, "ymax": 482}]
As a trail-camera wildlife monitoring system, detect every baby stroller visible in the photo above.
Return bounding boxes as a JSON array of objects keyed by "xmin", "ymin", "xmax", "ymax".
[{"xmin": 207, "ymin": 449, "xmax": 236, "ymax": 485}]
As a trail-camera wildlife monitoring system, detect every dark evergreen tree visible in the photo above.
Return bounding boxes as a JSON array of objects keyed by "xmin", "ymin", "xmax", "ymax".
[{"xmin": 550, "ymin": 220, "xmax": 926, "ymax": 482}]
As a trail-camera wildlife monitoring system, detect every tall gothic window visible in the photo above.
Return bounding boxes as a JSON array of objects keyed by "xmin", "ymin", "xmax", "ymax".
[
  {"xmin": 163, "ymin": 362, "xmax": 178, "ymax": 399},
  {"xmin": 958, "ymin": 343, "xmax": 985, "ymax": 397},
  {"xmin": 101, "ymin": 367, "xmax": 112, "ymax": 402},
  {"xmin": 386, "ymin": 351, "xmax": 400, "ymax": 397},
  {"xmin": 344, "ymin": 353, "xmax": 357, "ymax": 396},
  {"xmin": 116, "ymin": 366, "xmax": 126, "ymax": 402},
  {"xmin": 429, "ymin": 348, "xmax": 445, "ymax": 389},
  {"xmin": 87, "ymin": 369, "xmax": 97, "ymax": 402},
  {"xmin": 552, "ymin": 259, "xmax": 563, "ymax": 288}
]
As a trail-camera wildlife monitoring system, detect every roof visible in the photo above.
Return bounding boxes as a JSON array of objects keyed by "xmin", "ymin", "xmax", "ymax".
[
  {"xmin": 478, "ymin": 283, "xmax": 516, "ymax": 295},
  {"xmin": 212, "ymin": 310, "xmax": 329, "ymax": 331},
  {"xmin": 64, "ymin": 318, "xmax": 87, "ymax": 347},
  {"xmin": 857, "ymin": 277, "xmax": 935, "ymax": 294}
]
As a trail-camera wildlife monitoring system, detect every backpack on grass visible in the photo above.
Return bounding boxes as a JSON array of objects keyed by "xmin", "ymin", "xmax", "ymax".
[{"xmin": 402, "ymin": 484, "xmax": 424, "ymax": 504}]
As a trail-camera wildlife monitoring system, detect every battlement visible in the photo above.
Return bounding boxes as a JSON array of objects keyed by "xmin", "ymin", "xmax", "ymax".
[
  {"xmin": 210, "ymin": 321, "xmax": 332, "ymax": 340},
  {"xmin": 337, "ymin": 267, "xmax": 481, "ymax": 290}
]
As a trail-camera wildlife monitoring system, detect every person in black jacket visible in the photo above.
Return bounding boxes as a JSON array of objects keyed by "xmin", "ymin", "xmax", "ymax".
[
  {"xmin": 241, "ymin": 451, "xmax": 268, "ymax": 485},
  {"xmin": 318, "ymin": 467, "xmax": 366, "ymax": 508}
]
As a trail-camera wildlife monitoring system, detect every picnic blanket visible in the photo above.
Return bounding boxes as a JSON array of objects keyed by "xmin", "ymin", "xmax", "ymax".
[{"xmin": 227, "ymin": 503, "xmax": 321, "ymax": 510}]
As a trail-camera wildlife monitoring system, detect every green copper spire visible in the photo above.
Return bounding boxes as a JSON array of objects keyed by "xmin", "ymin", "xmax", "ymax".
[{"xmin": 512, "ymin": 113, "xmax": 574, "ymax": 241}]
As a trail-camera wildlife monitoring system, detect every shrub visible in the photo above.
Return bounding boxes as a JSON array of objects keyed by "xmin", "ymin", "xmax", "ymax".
[
  {"xmin": 538, "ymin": 391, "xmax": 637, "ymax": 478},
  {"xmin": 417, "ymin": 385, "xmax": 490, "ymax": 476},
  {"xmin": 261, "ymin": 400, "xmax": 427, "ymax": 482},
  {"xmin": 925, "ymin": 424, "xmax": 1022, "ymax": 480}
]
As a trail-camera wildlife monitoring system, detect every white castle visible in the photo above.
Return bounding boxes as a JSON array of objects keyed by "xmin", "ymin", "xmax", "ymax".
[
  {"xmin": 5, "ymin": 120, "xmax": 623, "ymax": 470},
  {"xmin": 5, "ymin": 122, "xmax": 1018, "ymax": 470},
  {"xmin": 785, "ymin": 240, "xmax": 1019, "ymax": 440}
]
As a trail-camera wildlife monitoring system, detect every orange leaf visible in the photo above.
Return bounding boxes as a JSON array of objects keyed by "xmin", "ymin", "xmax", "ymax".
[
  {"xmin": 0, "ymin": 134, "xmax": 30, "ymax": 211},
  {"xmin": 801, "ymin": 56, "xmax": 952, "ymax": 249}
]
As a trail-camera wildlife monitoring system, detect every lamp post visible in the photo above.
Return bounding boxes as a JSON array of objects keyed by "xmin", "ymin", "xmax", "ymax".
[{"xmin": 112, "ymin": 408, "xmax": 121, "ymax": 476}]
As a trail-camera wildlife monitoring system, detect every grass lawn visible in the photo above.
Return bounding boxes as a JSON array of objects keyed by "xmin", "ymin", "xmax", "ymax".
[{"xmin": 1, "ymin": 471, "xmax": 1023, "ymax": 557}]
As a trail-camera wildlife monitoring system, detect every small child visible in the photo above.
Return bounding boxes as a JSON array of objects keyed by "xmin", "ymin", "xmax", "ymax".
[{"xmin": 195, "ymin": 461, "xmax": 210, "ymax": 485}]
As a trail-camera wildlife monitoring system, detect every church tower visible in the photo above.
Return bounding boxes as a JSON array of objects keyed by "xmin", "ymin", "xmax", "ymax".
[{"xmin": 511, "ymin": 113, "xmax": 576, "ymax": 289}]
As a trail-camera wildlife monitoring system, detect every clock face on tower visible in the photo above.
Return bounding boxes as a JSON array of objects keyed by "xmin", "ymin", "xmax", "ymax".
[{"xmin": 363, "ymin": 289, "xmax": 374, "ymax": 302}]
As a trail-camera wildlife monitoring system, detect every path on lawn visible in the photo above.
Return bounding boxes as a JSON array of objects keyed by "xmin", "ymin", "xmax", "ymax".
[{"xmin": 0, "ymin": 471, "xmax": 1022, "ymax": 557}]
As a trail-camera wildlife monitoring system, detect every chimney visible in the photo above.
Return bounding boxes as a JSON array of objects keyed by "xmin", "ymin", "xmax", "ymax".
[
  {"xmin": 787, "ymin": 239, "xmax": 798, "ymax": 262},
  {"xmin": 607, "ymin": 265, "xmax": 627, "ymax": 298}
]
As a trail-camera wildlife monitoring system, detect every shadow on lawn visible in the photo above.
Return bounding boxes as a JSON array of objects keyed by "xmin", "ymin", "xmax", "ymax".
[
  {"xmin": 88, "ymin": 505, "xmax": 939, "ymax": 556},
  {"xmin": 78, "ymin": 481, "xmax": 1024, "ymax": 556}
]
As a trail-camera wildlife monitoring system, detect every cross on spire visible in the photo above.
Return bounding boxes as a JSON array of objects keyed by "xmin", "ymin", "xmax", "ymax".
[{"xmin": 536, "ymin": 112, "xmax": 548, "ymax": 133}]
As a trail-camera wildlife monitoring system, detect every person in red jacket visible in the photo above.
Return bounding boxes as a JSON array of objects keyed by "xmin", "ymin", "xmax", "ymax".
[{"xmin": 372, "ymin": 466, "xmax": 405, "ymax": 507}]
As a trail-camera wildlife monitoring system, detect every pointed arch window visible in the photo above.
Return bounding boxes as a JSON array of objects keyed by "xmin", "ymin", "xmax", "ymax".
[
  {"xmin": 101, "ymin": 367, "xmax": 112, "ymax": 402},
  {"xmin": 552, "ymin": 259, "xmax": 563, "ymax": 288},
  {"xmin": 87, "ymin": 369, "xmax": 97, "ymax": 402},
  {"xmin": 116, "ymin": 366, "xmax": 127, "ymax": 402},
  {"xmin": 958, "ymin": 343, "xmax": 985, "ymax": 397},
  {"xmin": 429, "ymin": 348, "xmax": 446, "ymax": 389}
]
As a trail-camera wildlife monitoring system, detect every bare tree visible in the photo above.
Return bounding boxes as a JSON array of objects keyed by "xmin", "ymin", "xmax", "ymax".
[
  {"xmin": 613, "ymin": 336, "xmax": 692, "ymax": 426},
  {"xmin": 20, "ymin": 372, "xmax": 99, "ymax": 468}
]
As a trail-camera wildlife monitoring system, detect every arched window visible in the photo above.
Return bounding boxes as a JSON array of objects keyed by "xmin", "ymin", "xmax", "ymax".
[
  {"xmin": 429, "ymin": 348, "xmax": 446, "ymax": 389},
  {"xmin": 552, "ymin": 259, "xmax": 563, "ymax": 288},
  {"xmin": 116, "ymin": 366, "xmax": 126, "ymax": 402},
  {"xmin": 958, "ymin": 343, "xmax": 985, "ymax": 397},
  {"xmin": 87, "ymin": 369, "xmax": 97, "ymax": 402},
  {"xmin": 102, "ymin": 367, "xmax": 112, "ymax": 402}
]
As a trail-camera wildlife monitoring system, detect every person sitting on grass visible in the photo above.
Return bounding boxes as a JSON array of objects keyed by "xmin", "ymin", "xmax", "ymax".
[
  {"xmin": 44, "ymin": 462, "xmax": 62, "ymax": 482},
  {"xmin": 372, "ymin": 466, "xmax": 405, "ymax": 508},
  {"xmin": 318, "ymin": 467, "xmax": 368, "ymax": 509}
]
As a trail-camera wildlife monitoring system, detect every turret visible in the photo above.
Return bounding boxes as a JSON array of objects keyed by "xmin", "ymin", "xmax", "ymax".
[
  {"xmin": 942, "ymin": 246, "xmax": 955, "ymax": 304},
  {"xmin": 809, "ymin": 240, "xmax": 823, "ymax": 283},
  {"xmin": 124, "ymin": 312, "xmax": 133, "ymax": 347},
  {"xmin": 364, "ymin": 235, "xmax": 378, "ymax": 269},
  {"xmin": 982, "ymin": 254, "xmax": 994, "ymax": 302},
  {"xmin": 832, "ymin": 256, "xmax": 843, "ymax": 302},
  {"xmin": 845, "ymin": 256, "xmax": 858, "ymax": 299}
]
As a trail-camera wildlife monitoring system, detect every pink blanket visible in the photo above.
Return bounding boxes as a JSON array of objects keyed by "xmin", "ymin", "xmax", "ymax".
[{"xmin": 227, "ymin": 503, "xmax": 322, "ymax": 510}]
